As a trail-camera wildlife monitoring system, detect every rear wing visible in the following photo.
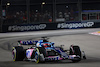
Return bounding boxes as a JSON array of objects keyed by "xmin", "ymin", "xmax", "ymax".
[{"xmin": 18, "ymin": 41, "xmax": 38, "ymax": 45}]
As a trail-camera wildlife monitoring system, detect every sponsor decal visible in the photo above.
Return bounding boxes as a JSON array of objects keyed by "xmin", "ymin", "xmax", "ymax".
[
  {"xmin": 3, "ymin": 21, "xmax": 99, "ymax": 32},
  {"xmin": 8, "ymin": 24, "xmax": 46, "ymax": 31},
  {"xmin": 26, "ymin": 50, "xmax": 31, "ymax": 58},
  {"xmin": 20, "ymin": 41, "xmax": 38, "ymax": 45},
  {"xmin": 57, "ymin": 22, "xmax": 94, "ymax": 29},
  {"xmin": 26, "ymin": 49, "xmax": 34, "ymax": 59},
  {"xmin": 47, "ymin": 56, "xmax": 59, "ymax": 60}
]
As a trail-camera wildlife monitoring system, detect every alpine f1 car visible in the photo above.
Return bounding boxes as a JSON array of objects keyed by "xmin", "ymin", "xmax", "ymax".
[{"xmin": 12, "ymin": 37, "xmax": 86, "ymax": 63}]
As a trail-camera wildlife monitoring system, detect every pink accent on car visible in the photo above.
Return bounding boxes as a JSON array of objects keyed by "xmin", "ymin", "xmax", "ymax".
[
  {"xmin": 59, "ymin": 58, "xmax": 63, "ymax": 60},
  {"xmin": 29, "ymin": 49, "xmax": 34, "ymax": 56},
  {"xmin": 26, "ymin": 49, "xmax": 34, "ymax": 59}
]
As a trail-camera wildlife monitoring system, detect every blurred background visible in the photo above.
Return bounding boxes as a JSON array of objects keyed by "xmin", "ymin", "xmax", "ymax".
[{"xmin": 0, "ymin": 0, "xmax": 100, "ymax": 32}]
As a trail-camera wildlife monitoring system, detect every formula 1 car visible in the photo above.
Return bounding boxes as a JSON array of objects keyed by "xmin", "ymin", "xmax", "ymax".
[{"xmin": 12, "ymin": 37, "xmax": 86, "ymax": 63}]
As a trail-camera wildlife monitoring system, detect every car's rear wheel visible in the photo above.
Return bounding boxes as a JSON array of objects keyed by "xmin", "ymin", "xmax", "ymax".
[
  {"xmin": 12, "ymin": 46, "xmax": 25, "ymax": 61},
  {"xmin": 34, "ymin": 51, "xmax": 40, "ymax": 63},
  {"xmin": 35, "ymin": 47, "xmax": 46, "ymax": 63}
]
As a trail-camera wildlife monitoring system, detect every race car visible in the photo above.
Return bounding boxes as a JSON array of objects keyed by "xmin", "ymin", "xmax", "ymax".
[{"xmin": 12, "ymin": 37, "xmax": 86, "ymax": 63}]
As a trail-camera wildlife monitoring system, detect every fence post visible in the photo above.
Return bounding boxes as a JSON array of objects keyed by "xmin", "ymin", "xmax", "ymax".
[
  {"xmin": 77, "ymin": 0, "xmax": 82, "ymax": 21},
  {"xmin": 26, "ymin": 0, "xmax": 30, "ymax": 24},
  {"xmin": 53, "ymin": 0, "xmax": 56, "ymax": 22},
  {"xmin": 0, "ymin": 0, "xmax": 2, "ymax": 32}
]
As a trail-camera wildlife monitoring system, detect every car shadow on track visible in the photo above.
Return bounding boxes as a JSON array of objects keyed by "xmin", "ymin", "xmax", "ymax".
[{"xmin": 0, "ymin": 58, "xmax": 100, "ymax": 66}]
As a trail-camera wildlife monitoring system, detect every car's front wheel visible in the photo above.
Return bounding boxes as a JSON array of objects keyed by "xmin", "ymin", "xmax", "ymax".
[{"xmin": 69, "ymin": 45, "xmax": 81, "ymax": 62}]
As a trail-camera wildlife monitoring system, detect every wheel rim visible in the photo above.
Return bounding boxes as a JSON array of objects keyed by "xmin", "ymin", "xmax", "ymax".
[
  {"xmin": 12, "ymin": 47, "xmax": 16, "ymax": 61},
  {"xmin": 35, "ymin": 52, "xmax": 39, "ymax": 63}
]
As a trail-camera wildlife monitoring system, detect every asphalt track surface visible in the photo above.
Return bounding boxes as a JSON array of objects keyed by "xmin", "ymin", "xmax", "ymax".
[{"xmin": 0, "ymin": 28, "xmax": 100, "ymax": 67}]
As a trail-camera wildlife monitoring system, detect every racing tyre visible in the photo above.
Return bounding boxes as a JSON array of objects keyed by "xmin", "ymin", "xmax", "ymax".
[
  {"xmin": 69, "ymin": 45, "xmax": 81, "ymax": 62},
  {"xmin": 12, "ymin": 46, "xmax": 25, "ymax": 61},
  {"xmin": 35, "ymin": 47, "xmax": 46, "ymax": 63},
  {"xmin": 38, "ymin": 47, "xmax": 46, "ymax": 57}
]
